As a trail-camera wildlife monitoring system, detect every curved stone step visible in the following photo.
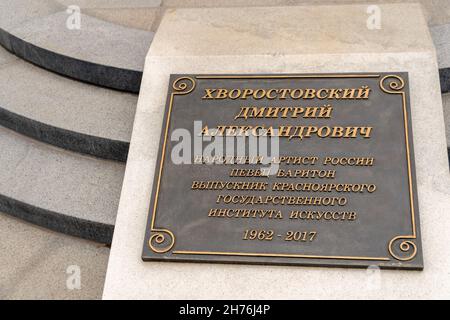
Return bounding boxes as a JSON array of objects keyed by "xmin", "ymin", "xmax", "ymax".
[
  {"xmin": 0, "ymin": 127, "xmax": 124, "ymax": 244},
  {"xmin": 0, "ymin": 211, "xmax": 109, "ymax": 299},
  {"xmin": 2, "ymin": 1, "xmax": 450, "ymax": 94},
  {"xmin": 0, "ymin": 46, "xmax": 135, "ymax": 162},
  {"xmin": 0, "ymin": 1, "xmax": 153, "ymax": 93}
]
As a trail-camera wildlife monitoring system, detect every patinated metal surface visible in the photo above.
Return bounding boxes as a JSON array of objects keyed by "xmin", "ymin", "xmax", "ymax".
[{"xmin": 142, "ymin": 73, "xmax": 423, "ymax": 270}]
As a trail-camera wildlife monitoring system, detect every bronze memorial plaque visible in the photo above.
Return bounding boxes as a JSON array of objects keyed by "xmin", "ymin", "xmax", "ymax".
[{"xmin": 142, "ymin": 73, "xmax": 423, "ymax": 270}]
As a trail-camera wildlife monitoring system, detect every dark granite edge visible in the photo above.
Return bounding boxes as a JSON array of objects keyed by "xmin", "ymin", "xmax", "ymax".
[
  {"xmin": 0, "ymin": 194, "xmax": 114, "ymax": 244},
  {"xmin": 0, "ymin": 106, "xmax": 129, "ymax": 162},
  {"xmin": 0, "ymin": 28, "xmax": 143, "ymax": 93},
  {"xmin": 440, "ymin": 67, "xmax": 450, "ymax": 94}
]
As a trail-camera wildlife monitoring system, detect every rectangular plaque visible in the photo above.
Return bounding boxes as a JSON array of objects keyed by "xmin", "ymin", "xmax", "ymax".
[{"xmin": 142, "ymin": 73, "xmax": 423, "ymax": 270}]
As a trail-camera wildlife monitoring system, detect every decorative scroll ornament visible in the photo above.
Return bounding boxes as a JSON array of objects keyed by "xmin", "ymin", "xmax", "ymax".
[
  {"xmin": 388, "ymin": 236, "xmax": 417, "ymax": 261},
  {"xmin": 149, "ymin": 228, "xmax": 175, "ymax": 253},
  {"xmin": 172, "ymin": 76, "xmax": 196, "ymax": 95},
  {"xmin": 380, "ymin": 74, "xmax": 418, "ymax": 262},
  {"xmin": 379, "ymin": 75, "xmax": 405, "ymax": 94},
  {"xmin": 146, "ymin": 76, "xmax": 195, "ymax": 254}
]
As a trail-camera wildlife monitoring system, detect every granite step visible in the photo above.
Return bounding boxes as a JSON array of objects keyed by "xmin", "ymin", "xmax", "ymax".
[
  {"xmin": 0, "ymin": 0, "xmax": 154, "ymax": 93},
  {"xmin": 0, "ymin": 46, "xmax": 135, "ymax": 162},
  {"xmin": 0, "ymin": 126, "xmax": 125, "ymax": 244},
  {"xmin": 2, "ymin": 0, "xmax": 450, "ymax": 94},
  {"xmin": 0, "ymin": 212, "xmax": 109, "ymax": 299}
]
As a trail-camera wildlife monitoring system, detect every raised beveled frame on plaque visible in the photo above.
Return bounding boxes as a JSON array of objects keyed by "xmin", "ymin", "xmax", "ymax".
[{"xmin": 142, "ymin": 73, "xmax": 423, "ymax": 270}]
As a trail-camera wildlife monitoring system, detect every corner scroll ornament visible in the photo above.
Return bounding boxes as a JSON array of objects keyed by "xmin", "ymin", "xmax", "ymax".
[
  {"xmin": 388, "ymin": 236, "xmax": 418, "ymax": 261},
  {"xmin": 379, "ymin": 74, "xmax": 405, "ymax": 94},
  {"xmin": 149, "ymin": 229, "xmax": 175, "ymax": 254},
  {"xmin": 172, "ymin": 76, "xmax": 196, "ymax": 95}
]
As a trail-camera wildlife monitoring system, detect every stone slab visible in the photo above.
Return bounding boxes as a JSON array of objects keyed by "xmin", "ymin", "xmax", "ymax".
[
  {"xmin": 55, "ymin": 0, "xmax": 162, "ymax": 9},
  {"xmin": 0, "ymin": 44, "xmax": 17, "ymax": 67},
  {"xmin": 103, "ymin": 4, "xmax": 450, "ymax": 299},
  {"xmin": 9, "ymin": 11, "xmax": 153, "ymax": 71},
  {"xmin": 431, "ymin": 24, "xmax": 450, "ymax": 69},
  {"xmin": 0, "ymin": 212, "xmax": 109, "ymax": 300},
  {"xmin": 0, "ymin": 127, "xmax": 124, "ymax": 227},
  {"xmin": 0, "ymin": 2, "xmax": 153, "ymax": 92},
  {"xmin": 0, "ymin": 46, "xmax": 136, "ymax": 143},
  {"xmin": 162, "ymin": 0, "xmax": 450, "ymax": 27},
  {"xmin": 53, "ymin": 0, "xmax": 450, "ymax": 32},
  {"xmin": 0, "ymin": 0, "xmax": 63, "ymax": 30},
  {"xmin": 84, "ymin": 7, "xmax": 161, "ymax": 31}
]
